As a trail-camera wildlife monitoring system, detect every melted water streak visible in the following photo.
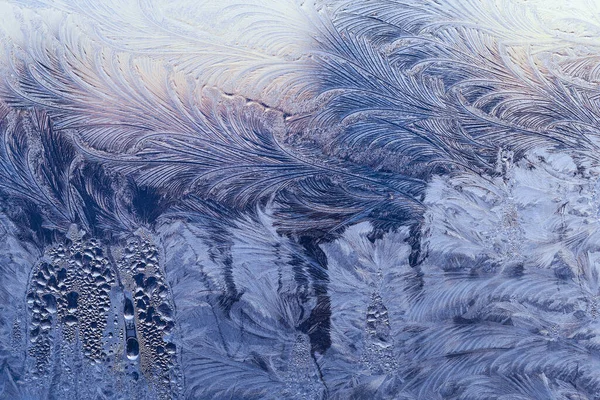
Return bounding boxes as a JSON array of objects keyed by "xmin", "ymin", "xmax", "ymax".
[
  {"xmin": 20, "ymin": 232, "xmax": 182, "ymax": 399},
  {"xmin": 117, "ymin": 235, "xmax": 182, "ymax": 399},
  {"xmin": 24, "ymin": 238, "xmax": 117, "ymax": 397},
  {"xmin": 362, "ymin": 293, "xmax": 397, "ymax": 375},
  {"xmin": 282, "ymin": 334, "xmax": 325, "ymax": 399}
]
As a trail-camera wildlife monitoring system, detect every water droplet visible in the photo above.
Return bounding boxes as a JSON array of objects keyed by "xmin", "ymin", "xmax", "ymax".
[
  {"xmin": 165, "ymin": 343, "xmax": 176, "ymax": 354},
  {"xmin": 124, "ymin": 298, "xmax": 134, "ymax": 320},
  {"xmin": 126, "ymin": 338, "xmax": 139, "ymax": 360}
]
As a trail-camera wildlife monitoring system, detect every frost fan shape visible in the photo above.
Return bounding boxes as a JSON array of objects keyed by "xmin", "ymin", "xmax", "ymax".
[{"xmin": 2, "ymin": 0, "xmax": 600, "ymax": 399}]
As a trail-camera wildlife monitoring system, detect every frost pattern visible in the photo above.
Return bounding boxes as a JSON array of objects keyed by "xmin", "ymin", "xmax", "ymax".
[{"xmin": 1, "ymin": 0, "xmax": 600, "ymax": 399}]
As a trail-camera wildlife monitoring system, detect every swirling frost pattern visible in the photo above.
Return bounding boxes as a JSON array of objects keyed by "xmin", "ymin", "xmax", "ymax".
[{"xmin": 0, "ymin": 0, "xmax": 600, "ymax": 399}]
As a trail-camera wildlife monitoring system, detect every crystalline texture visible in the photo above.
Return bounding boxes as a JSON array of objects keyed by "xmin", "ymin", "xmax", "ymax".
[{"xmin": 2, "ymin": 0, "xmax": 600, "ymax": 399}]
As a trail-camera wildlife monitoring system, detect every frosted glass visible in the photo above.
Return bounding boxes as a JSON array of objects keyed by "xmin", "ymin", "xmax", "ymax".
[{"xmin": 0, "ymin": 0, "xmax": 599, "ymax": 398}]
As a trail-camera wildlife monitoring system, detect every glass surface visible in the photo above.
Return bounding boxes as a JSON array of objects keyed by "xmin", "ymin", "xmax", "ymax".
[{"xmin": 0, "ymin": 0, "xmax": 599, "ymax": 398}]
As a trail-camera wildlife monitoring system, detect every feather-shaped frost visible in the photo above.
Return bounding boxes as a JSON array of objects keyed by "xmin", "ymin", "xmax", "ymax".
[
  {"xmin": 157, "ymin": 211, "xmax": 328, "ymax": 399},
  {"xmin": 319, "ymin": 222, "xmax": 416, "ymax": 399},
  {"xmin": 0, "ymin": 214, "xmax": 39, "ymax": 399},
  {"xmin": 0, "ymin": 6, "xmax": 426, "ymax": 231},
  {"xmin": 2, "ymin": 0, "xmax": 600, "ymax": 398},
  {"xmin": 301, "ymin": 0, "xmax": 600, "ymax": 185},
  {"xmin": 0, "ymin": 104, "xmax": 129, "ymax": 241},
  {"xmin": 409, "ymin": 148, "xmax": 600, "ymax": 398}
]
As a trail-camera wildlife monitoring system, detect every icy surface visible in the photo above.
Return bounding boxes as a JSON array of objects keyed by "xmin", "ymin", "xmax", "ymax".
[{"xmin": 1, "ymin": 0, "xmax": 600, "ymax": 399}]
